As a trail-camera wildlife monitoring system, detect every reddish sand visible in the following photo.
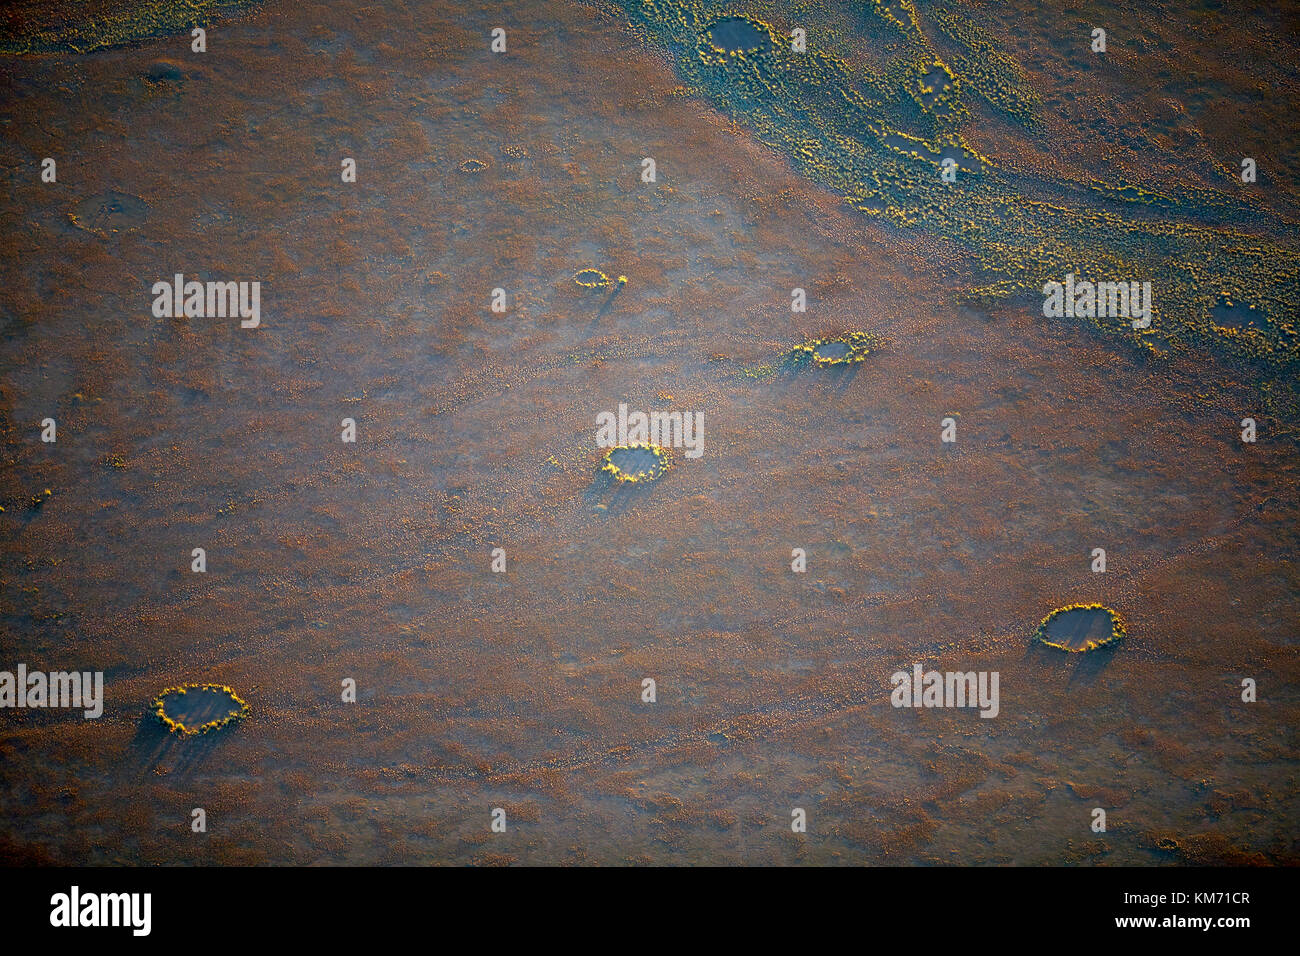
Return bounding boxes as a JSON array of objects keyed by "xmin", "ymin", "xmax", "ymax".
[{"xmin": 0, "ymin": 0, "xmax": 1296, "ymax": 864}]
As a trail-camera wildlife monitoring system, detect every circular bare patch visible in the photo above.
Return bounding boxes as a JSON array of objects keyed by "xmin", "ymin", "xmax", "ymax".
[
  {"xmin": 151, "ymin": 683, "xmax": 250, "ymax": 736},
  {"xmin": 601, "ymin": 444, "xmax": 670, "ymax": 483},
  {"xmin": 705, "ymin": 16, "xmax": 773, "ymax": 55},
  {"xmin": 69, "ymin": 191, "xmax": 149, "ymax": 238},
  {"xmin": 789, "ymin": 331, "xmax": 880, "ymax": 367},
  {"xmin": 1034, "ymin": 604, "xmax": 1126, "ymax": 652}
]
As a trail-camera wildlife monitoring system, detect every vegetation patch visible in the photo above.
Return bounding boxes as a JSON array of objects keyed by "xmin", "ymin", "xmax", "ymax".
[
  {"xmin": 1034, "ymin": 603, "xmax": 1126, "ymax": 653},
  {"xmin": 152, "ymin": 683, "xmax": 250, "ymax": 736},
  {"xmin": 600, "ymin": 443, "xmax": 670, "ymax": 483},
  {"xmin": 787, "ymin": 331, "xmax": 881, "ymax": 367}
]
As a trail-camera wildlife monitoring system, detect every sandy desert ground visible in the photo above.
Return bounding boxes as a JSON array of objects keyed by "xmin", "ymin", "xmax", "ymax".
[{"xmin": 0, "ymin": 0, "xmax": 1297, "ymax": 864}]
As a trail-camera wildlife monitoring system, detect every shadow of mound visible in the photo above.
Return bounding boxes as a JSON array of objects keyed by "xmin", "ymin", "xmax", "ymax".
[
  {"xmin": 774, "ymin": 351, "xmax": 863, "ymax": 392},
  {"xmin": 583, "ymin": 470, "xmax": 660, "ymax": 515},
  {"xmin": 127, "ymin": 713, "xmax": 231, "ymax": 775},
  {"xmin": 1022, "ymin": 636, "xmax": 1120, "ymax": 685},
  {"xmin": 1065, "ymin": 643, "xmax": 1120, "ymax": 686},
  {"xmin": 583, "ymin": 283, "xmax": 625, "ymax": 334}
]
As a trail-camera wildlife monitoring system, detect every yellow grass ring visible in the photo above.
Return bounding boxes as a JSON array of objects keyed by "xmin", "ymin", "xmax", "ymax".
[
  {"xmin": 152, "ymin": 683, "xmax": 250, "ymax": 736},
  {"xmin": 790, "ymin": 331, "xmax": 880, "ymax": 367},
  {"xmin": 600, "ymin": 443, "xmax": 670, "ymax": 483},
  {"xmin": 574, "ymin": 269, "xmax": 628, "ymax": 290},
  {"xmin": 458, "ymin": 158, "xmax": 489, "ymax": 174},
  {"xmin": 1034, "ymin": 603, "xmax": 1126, "ymax": 653}
]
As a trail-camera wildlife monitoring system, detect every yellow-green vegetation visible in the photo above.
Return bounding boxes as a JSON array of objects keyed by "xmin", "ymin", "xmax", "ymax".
[
  {"xmin": 616, "ymin": 0, "xmax": 1300, "ymax": 384},
  {"xmin": 1034, "ymin": 603, "xmax": 1126, "ymax": 653},
  {"xmin": 151, "ymin": 683, "xmax": 250, "ymax": 736},
  {"xmin": 931, "ymin": 7, "xmax": 1040, "ymax": 129},
  {"xmin": 573, "ymin": 268, "xmax": 629, "ymax": 290},
  {"xmin": 600, "ymin": 443, "xmax": 671, "ymax": 483},
  {"xmin": 787, "ymin": 331, "xmax": 882, "ymax": 367},
  {"xmin": 458, "ymin": 158, "xmax": 490, "ymax": 174},
  {"xmin": 0, "ymin": 1, "xmax": 259, "ymax": 55}
]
